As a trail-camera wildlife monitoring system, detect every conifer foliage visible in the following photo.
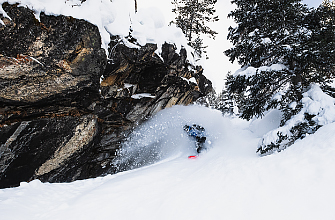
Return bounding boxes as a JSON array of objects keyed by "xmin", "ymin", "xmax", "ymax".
[
  {"xmin": 196, "ymin": 89, "xmax": 237, "ymax": 116},
  {"xmin": 225, "ymin": 0, "xmax": 335, "ymax": 154},
  {"xmin": 171, "ymin": 0, "xmax": 219, "ymax": 58}
]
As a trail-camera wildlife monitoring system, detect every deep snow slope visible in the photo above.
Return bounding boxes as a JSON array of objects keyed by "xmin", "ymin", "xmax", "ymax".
[{"xmin": 0, "ymin": 105, "xmax": 334, "ymax": 220}]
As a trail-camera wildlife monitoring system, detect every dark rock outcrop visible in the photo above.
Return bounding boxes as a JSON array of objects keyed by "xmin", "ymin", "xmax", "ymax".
[{"xmin": 0, "ymin": 3, "xmax": 212, "ymax": 188}]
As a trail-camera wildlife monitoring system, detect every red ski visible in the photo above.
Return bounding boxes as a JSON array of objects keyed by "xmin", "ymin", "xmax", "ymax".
[{"xmin": 188, "ymin": 155, "xmax": 198, "ymax": 159}]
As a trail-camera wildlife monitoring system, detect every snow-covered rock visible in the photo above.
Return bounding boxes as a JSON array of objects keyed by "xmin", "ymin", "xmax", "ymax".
[
  {"xmin": 0, "ymin": 2, "xmax": 212, "ymax": 188},
  {"xmin": 0, "ymin": 0, "xmax": 193, "ymax": 59}
]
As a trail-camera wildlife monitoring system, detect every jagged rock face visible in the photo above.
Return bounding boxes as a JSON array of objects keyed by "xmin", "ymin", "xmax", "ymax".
[
  {"xmin": 101, "ymin": 40, "xmax": 211, "ymax": 123},
  {"xmin": 0, "ymin": 115, "xmax": 99, "ymax": 187},
  {"xmin": 0, "ymin": 3, "xmax": 212, "ymax": 188},
  {"xmin": 0, "ymin": 3, "xmax": 106, "ymax": 106}
]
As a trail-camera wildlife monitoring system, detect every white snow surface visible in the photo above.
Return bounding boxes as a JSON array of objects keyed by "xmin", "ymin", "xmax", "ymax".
[
  {"xmin": 131, "ymin": 93, "xmax": 155, "ymax": 99},
  {"xmin": 260, "ymin": 84, "xmax": 335, "ymax": 147},
  {"xmin": 181, "ymin": 76, "xmax": 197, "ymax": 84},
  {"xmin": 1, "ymin": 105, "xmax": 335, "ymax": 220},
  {"xmin": 0, "ymin": 0, "xmax": 191, "ymax": 58},
  {"xmin": 303, "ymin": 84, "xmax": 335, "ymax": 125},
  {"xmin": 234, "ymin": 64, "xmax": 288, "ymax": 77}
]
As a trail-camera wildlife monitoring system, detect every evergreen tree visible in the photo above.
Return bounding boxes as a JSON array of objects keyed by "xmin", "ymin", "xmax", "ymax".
[
  {"xmin": 195, "ymin": 88, "xmax": 238, "ymax": 116},
  {"xmin": 214, "ymin": 89, "xmax": 238, "ymax": 115},
  {"xmin": 195, "ymin": 89, "xmax": 217, "ymax": 108},
  {"xmin": 303, "ymin": 1, "xmax": 335, "ymax": 79},
  {"xmin": 171, "ymin": 0, "xmax": 219, "ymax": 58},
  {"xmin": 225, "ymin": 0, "xmax": 335, "ymax": 154},
  {"xmin": 225, "ymin": 0, "xmax": 309, "ymax": 68},
  {"xmin": 322, "ymin": 0, "xmax": 335, "ymax": 8},
  {"xmin": 225, "ymin": 0, "xmax": 310, "ymax": 119}
]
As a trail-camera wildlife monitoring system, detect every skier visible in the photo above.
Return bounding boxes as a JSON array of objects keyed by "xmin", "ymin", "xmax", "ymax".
[{"xmin": 183, "ymin": 124, "xmax": 206, "ymax": 154}]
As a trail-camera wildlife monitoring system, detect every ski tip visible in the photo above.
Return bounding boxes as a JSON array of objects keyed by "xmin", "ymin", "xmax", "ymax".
[{"xmin": 188, "ymin": 155, "xmax": 198, "ymax": 159}]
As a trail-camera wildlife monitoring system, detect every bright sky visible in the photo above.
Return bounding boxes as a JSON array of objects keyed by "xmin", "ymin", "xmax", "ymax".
[{"xmin": 303, "ymin": 0, "xmax": 323, "ymax": 8}]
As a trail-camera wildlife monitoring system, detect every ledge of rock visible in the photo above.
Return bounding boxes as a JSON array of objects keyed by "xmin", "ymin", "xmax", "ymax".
[{"xmin": 0, "ymin": 3, "xmax": 212, "ymax": 188}]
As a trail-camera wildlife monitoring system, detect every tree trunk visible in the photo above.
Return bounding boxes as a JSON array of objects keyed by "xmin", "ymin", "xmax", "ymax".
[
  {"xmin": 134, "ymin": 0, "xmax": 137, "ymax": 13},
  {"xmin": 188, "ymin": 13, "xmax": 193, "ymax": 42},
  {"xmin": 188, "ymin": 0, "xmax": 198, "ymax": 42}
]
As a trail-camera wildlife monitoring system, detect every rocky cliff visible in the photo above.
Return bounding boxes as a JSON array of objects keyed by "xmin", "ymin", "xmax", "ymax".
[{"xmin": 0, "ymin": 3, "xmax": 212, "ymax": 188}]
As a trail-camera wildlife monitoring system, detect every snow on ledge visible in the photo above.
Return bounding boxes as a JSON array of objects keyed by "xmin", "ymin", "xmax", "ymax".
[
  {"xmin": 0, "ymin": 0, "xmax": 193, "ymax": 61},
  {"xmin": 234, "ymin": 64, "xmax": 287, "ymax": 77},
  {"xmin": 0, "ymin": 4, "xmax": 9, "ymax": 25},
  {"xmin": 131, "ymin": 93, "xmax": 156, "ymax": 99},
  {"xmin": 181, "ymin": 77, "xmax": 197, "ymax": 84}
]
